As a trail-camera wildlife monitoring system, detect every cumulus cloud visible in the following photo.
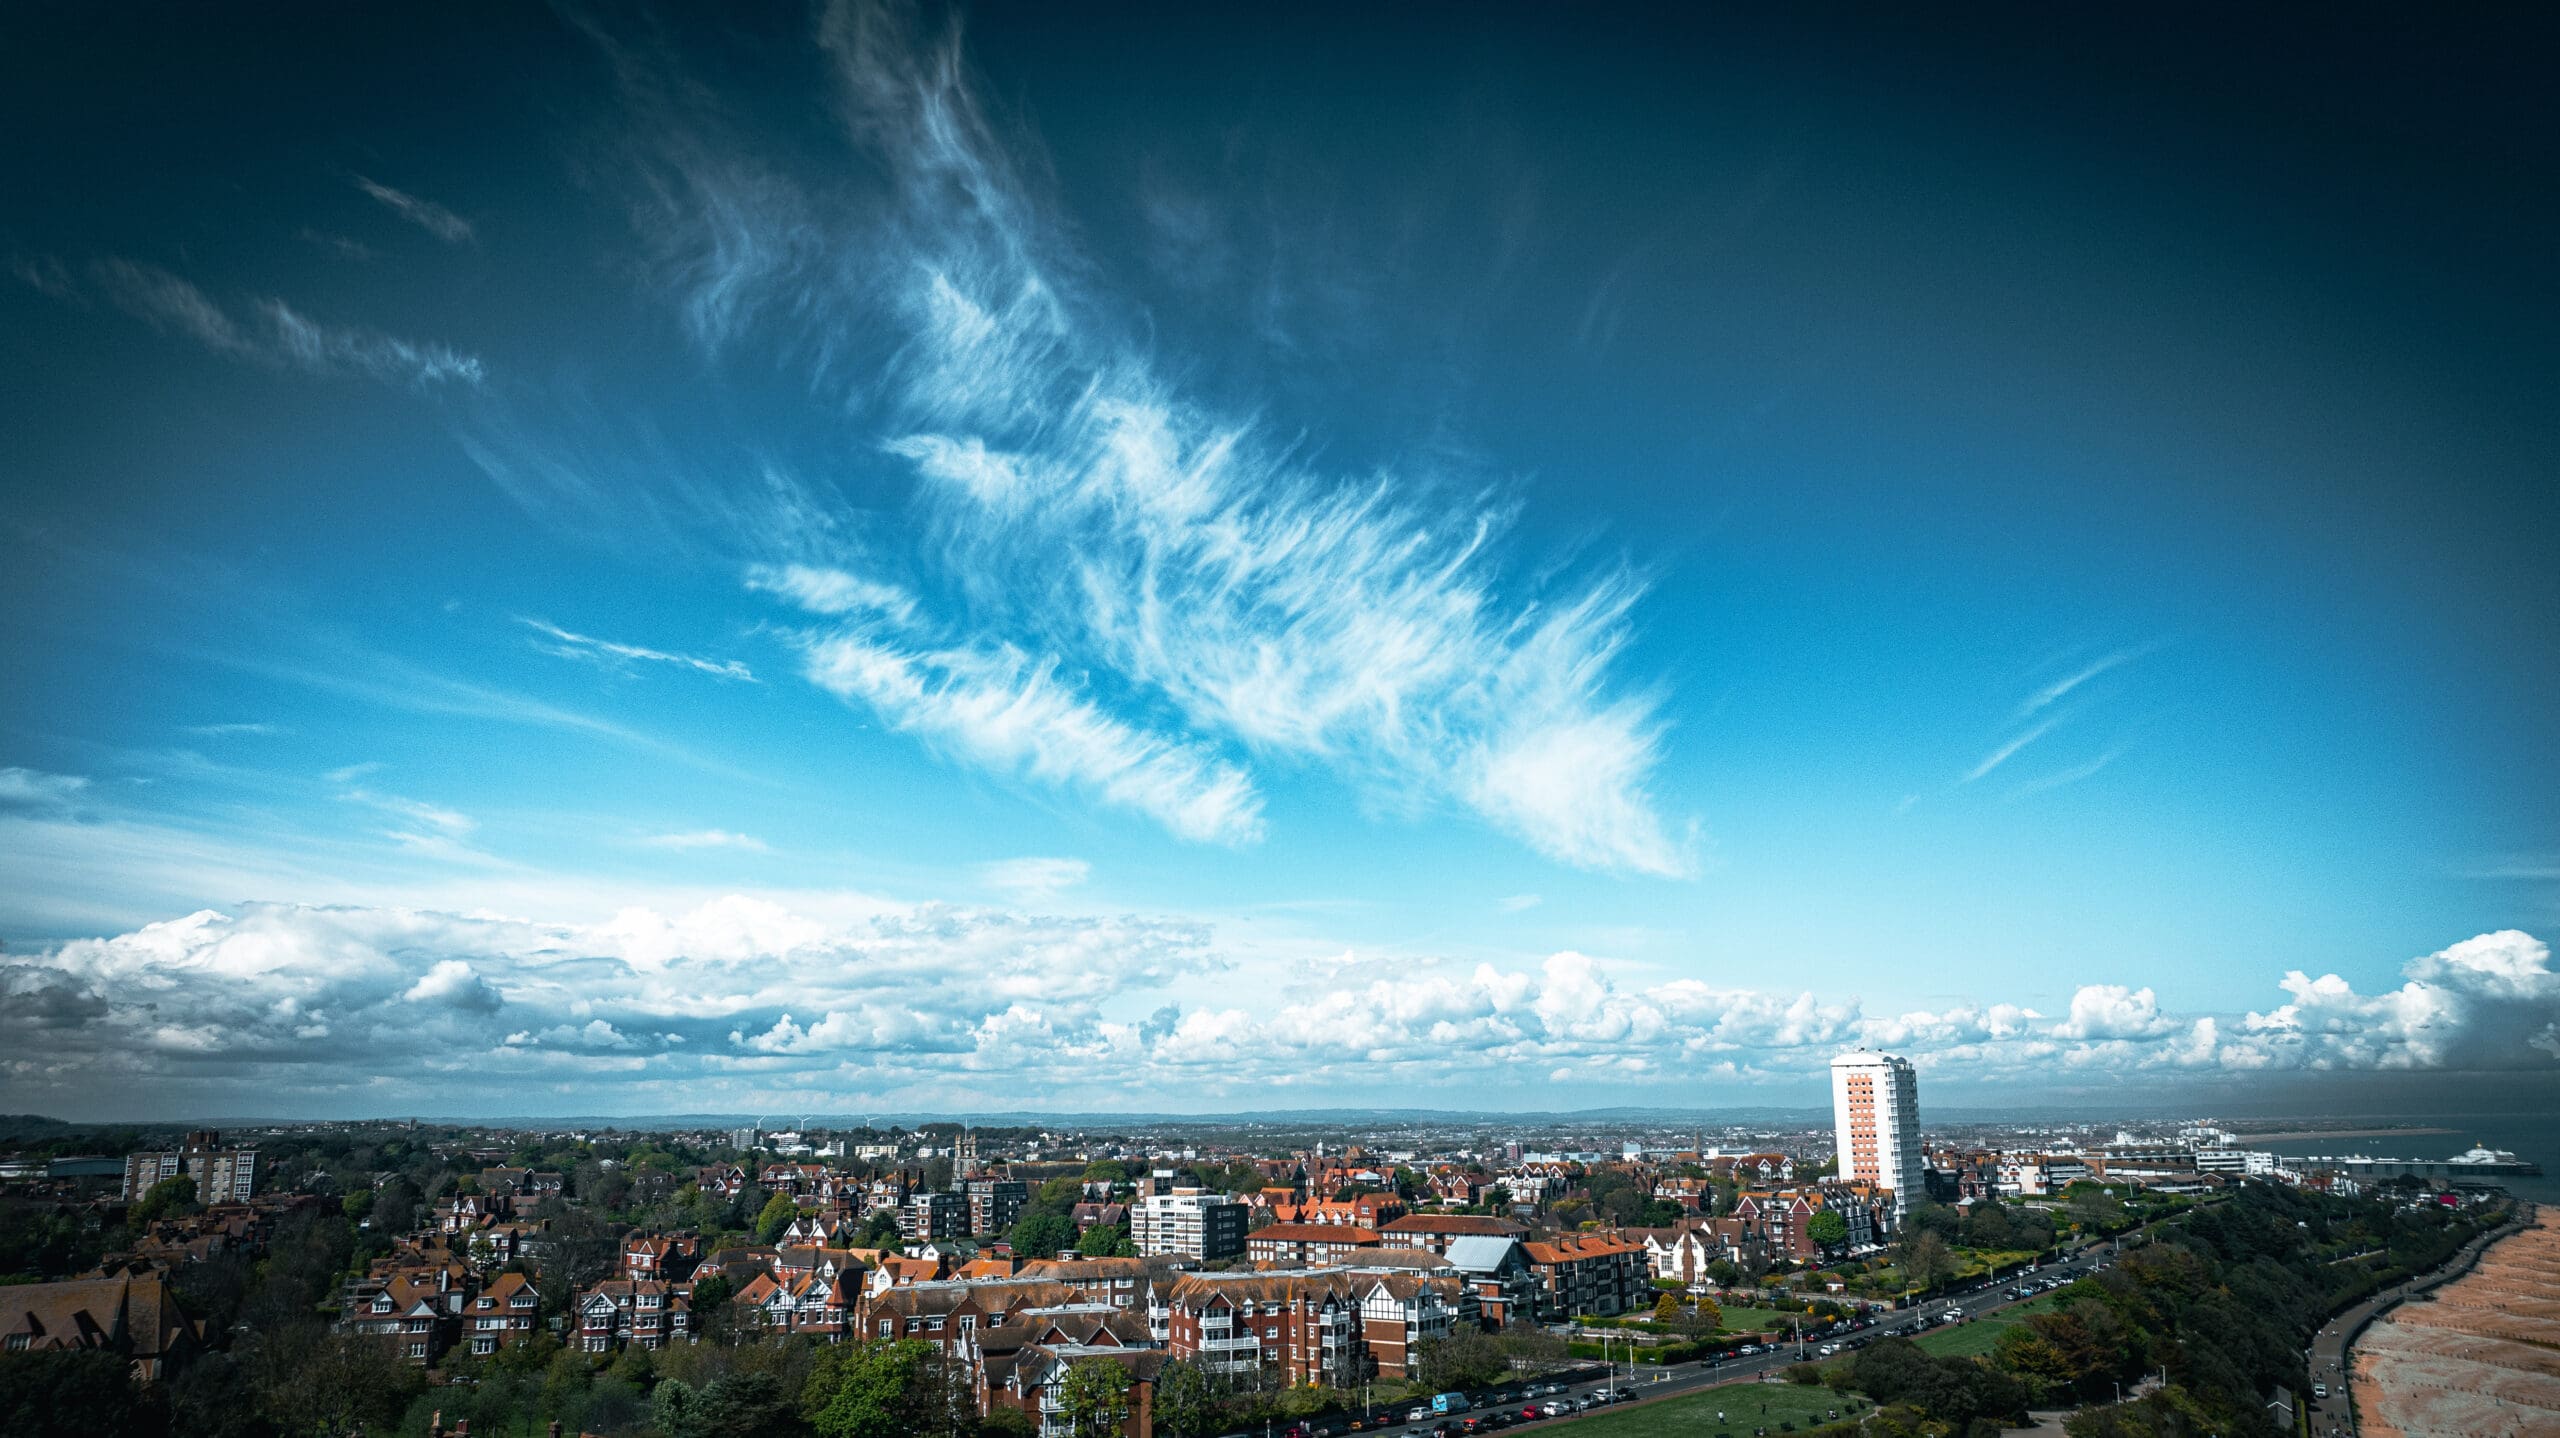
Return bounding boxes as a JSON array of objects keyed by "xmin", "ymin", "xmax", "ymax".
[
  {"xmin": 0, "ymin": 904, "xmax": 2552, "ymax": 1111},
  {"xmin": 403, "ymin": 958, "xmax": 504, "ymax": 1013},
  {"xmin": 2241, "ymin": 931, "xmax": 2558, "ymax": 1071},
  {"xmin": 2053, "ymin": 983, "xmax": 2177, "ymax": 1041},
  {"xmin": 533, "ymin": 3, "xmax": 1689, "ymax": 873}
]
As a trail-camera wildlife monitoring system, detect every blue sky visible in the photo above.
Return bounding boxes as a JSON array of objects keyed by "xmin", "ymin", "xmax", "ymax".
[{"xmin": 2, "ymin": 2, "xmax": 2556, "ymax": 1118}]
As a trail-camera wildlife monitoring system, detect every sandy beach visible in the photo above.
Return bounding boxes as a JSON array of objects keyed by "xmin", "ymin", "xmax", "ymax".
[{"xmin": 2350, "ymin": 1209, "xmax": 2560, "ymax": 1438}]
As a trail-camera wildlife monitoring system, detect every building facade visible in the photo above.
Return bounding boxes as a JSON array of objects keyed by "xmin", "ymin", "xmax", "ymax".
[
  {"xmin": 1132, "ymin": 1190, "xmax": 1247, "ymax": 1260},
  {"xmin": 121, "ymin": 1131, "xmax": 258, "ymax": 1205},
  {"xmin": 966, "ymin": 1178, "xmax": 1028, "ymax": 1237},
  {"xmin": 1830, "ymin": 1050, "xmax": 1922, "ymax": 1219}
]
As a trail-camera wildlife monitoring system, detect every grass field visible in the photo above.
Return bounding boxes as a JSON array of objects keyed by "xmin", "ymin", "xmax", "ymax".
[
  {"xmin": 1912, "ymin": 1290, "xmax": 2068, "ymax": 1357},
  {"xmin": 1549, "ymin": 1380, "xmax": 1871, "ymax": 1435},
  {"xmin": 1711, "ymin": 1304, "xmax": 1803, "ymax": 1333}
]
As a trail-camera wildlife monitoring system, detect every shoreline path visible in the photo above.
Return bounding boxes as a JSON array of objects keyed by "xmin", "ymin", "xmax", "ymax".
[{"xmin": 2337, "ymin": 1205, "xmax": 2557, "ymax": 1438}]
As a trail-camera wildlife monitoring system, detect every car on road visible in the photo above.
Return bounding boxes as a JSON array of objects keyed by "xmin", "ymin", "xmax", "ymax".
[{"xmin": 2313, "ymin": 1383, "xmax": 2329, "ymax": 1398}]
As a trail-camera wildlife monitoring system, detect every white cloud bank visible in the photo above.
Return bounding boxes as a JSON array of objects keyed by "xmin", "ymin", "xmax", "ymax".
[{"xmin": 3, "ymin": 900, "xmax": 2550, "ymax": 1113}]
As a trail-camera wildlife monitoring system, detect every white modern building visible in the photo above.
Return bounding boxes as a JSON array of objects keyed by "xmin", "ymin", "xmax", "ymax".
[
  {"xmin": 1831, "ymin": 1049, "xmax": 1923, "ymax": 1219},
  {"xmin": 1132, "ymin": 1188, "xmax": 1248, "ymax": 1260}
]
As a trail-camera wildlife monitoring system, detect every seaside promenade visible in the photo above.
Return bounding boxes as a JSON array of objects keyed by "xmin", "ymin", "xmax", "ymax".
[{"xmin": 2334, "ymin": 1197, "xmax": 2549, "ymax": 1432}]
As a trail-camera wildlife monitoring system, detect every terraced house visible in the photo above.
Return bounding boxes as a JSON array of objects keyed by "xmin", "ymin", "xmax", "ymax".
[
  {"xmin": 1163, "ymin": 1267, "xmax": 1474, "ymax": 1384},
  {"xmin": 459, "ymin": 1273, "xmax": 540, "ymax": 1357},
  {"xmin": 575, "ymin": 1278, "xmax": 695, "ymax": 1352}
]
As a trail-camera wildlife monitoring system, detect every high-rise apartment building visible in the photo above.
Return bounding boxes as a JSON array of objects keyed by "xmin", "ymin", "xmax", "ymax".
[
  {"xmin": 900, "ymin": 1190, "xmax": 967, "ymax": 1241},
  {"xmin": 1830, "ymin": 1050, "xmax": 1922, "ymax": 1219},
  {"xmin": 1132, "ymin": 1188, "xmax": 1248, "ymax": 1260},
  {"xmin": 122, "ymin": 1130, "xmax": 258, "ymax": 1204},
  {"xmin": 964, "ymin": 1177, "xmax": 1026, "ymax": 1237}
]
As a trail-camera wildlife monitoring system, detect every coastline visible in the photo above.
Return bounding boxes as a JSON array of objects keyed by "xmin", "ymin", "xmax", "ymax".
[
  {"xmin": 2346, "ymin": 1206, "xmax": 2559, "ymax": 1438},
  {"xmin": 2229, "ymin": 1126, "xmax": 2458, "ymax": 1144}
]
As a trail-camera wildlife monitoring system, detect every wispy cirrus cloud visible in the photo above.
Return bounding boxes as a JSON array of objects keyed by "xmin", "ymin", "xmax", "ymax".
[
  {"xmin": 51, "ymin": 257, "xmax": 485, "ymax": 387},
  {"xmin": 1962, "ymin": 645, "xmax": 2155, "ymax": 795},
  {"xmin": 641, "ymin": 828, "xmax": 768, "ymax": 851},
  {"xmin": 546, "ymin": 3, "xmax": 1691, "ymax": 874},
  {"xmin": 780, "ymin": 621, "xmax": 1265, "ymax": 845},
  {"xmin": 0, "ymin": 767, "xmax": 90, "ymax": 815},
  {"xmin": 353, "ymin": 175, "xmax": 475, "ymax": 245},
  {"xmin": 1963, "ymin": 717, "xmax": 2056, "ymax": 784},
  {"xmin": 2010, "ymin": 747, "xmax": 2121, "ymax": 798},
  {"xmin": 519, "ymin": 617, "xmax": 756, "ymax": 682},
  {"xmin": 2016, "ymin": 643, "xmax": 2155, "ymax": 718},
  {"xmin": 979, "ymin": 856, "xmax": 1090, "ymax": 900},
  {"xmin": 181, "ymin": 722, "xmax": 284, "ymax": 738},
  {"xmin": 340, "ymin": 787, "xmax": 474, "ymax": 838}
]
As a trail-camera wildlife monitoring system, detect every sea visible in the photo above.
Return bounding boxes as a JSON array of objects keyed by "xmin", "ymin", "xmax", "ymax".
[{"xmin": 2249, "ymin": 1111, "xmax": 2560, "ymax": 1205}]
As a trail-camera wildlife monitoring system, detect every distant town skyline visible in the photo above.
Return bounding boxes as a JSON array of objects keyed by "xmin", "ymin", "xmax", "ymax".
[{"xmin": 3, "ymin": 4, "xmax": 2556, "ymax": 1117}]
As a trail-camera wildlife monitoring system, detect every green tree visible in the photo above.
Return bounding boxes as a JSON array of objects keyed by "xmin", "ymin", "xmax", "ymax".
[
  {"xmin": 755, "ymin": 1191, "xmax": 799, "ymax": 1245},
  {"xmin": 1076, "ymin": 1223, "xmax": 1135, "ymax": 1258},
  {"xmin": 1807, "ymin": 1209, "xmax": 1850, "ymax": 1252},
  {"xmin": 243, "ymin": 1327, "xmax": 425, "ymax": 1437},
  {"xmin": 805, "ymin": 1339, "xmax": 958, "ymax": 1438},
  {"xmin": 1152, "ymin": 1359, "xmax": 1221, "ymax": 1438},
  {"xmin": 0, "ymin": 1350, "xmax": 170, "ymax": 1437},
  {"xmin": 1056, "ymin": 1358, "xmax": 1133, "ymax": 1437},
  {"xmin": 131, "ymin": 1173, "xmax": 199, "ymax": 1225},
  {"xmin": 1009, "ymin": 1211, "xmax": 1077, "ymax": 1259},
  {"xmin": 657, "ymin": 1370, "xmax": 795, "ymax": 1438},
  {"xmin": 1897, "ymin": 1229, "xmax": 1955, "ymax": 1292},
  {"xmin": 1412, "ymin": 1330, "xmax": 1509, "ymax": 1391}
]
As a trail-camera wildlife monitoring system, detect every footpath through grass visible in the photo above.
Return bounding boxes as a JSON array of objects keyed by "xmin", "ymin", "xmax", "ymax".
[{"xmin": 1548, "ymin": 1380, "xmax": 1871, "ymax": 1435}]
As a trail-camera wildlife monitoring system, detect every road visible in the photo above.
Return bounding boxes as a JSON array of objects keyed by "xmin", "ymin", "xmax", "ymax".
[
  {"xmin": 1358, "ymin": 1240, "xmax": 2131, "ymax": 1435},
  {"xmin": 2305, "ymin": 1202, "xmax": 2530, "ymax": 1438}
]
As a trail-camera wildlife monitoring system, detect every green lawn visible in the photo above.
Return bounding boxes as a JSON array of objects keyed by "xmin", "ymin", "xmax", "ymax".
[
  {"xmin": 1712, "ymin": 1304, "xmax": 1803, "ymax": 1332},
  {"xmin": 1548, "ymin": 1380, "xmax": 1869, "ymax": 1435},
  {"xmin": 1912, "ymin": 1290, "xmax": 2068, "ymax": 1358}
]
